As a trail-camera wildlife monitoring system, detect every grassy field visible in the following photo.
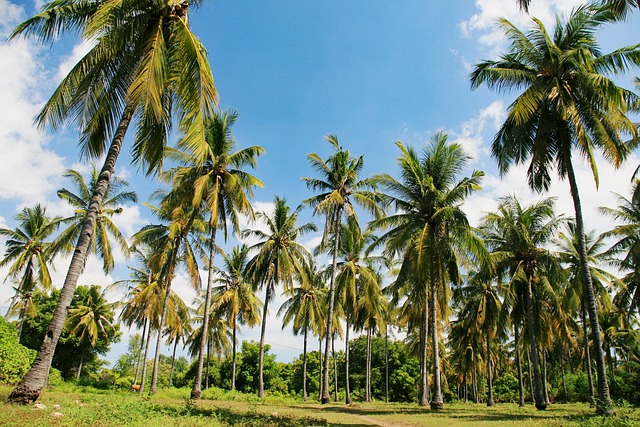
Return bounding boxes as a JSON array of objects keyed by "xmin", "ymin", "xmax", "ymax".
[{"xmin": 2, "ymin": 386, "xmax": 639, "ymax": 426}]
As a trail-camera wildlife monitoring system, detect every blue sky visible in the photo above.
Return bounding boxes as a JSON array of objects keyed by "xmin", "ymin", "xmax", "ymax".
[{"xmin": 0, "ymin": 0, "xmax": 639, "ymax": 364}]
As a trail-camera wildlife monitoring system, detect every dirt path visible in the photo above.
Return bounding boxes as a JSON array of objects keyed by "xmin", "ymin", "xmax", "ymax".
[{"xmin": 355, "ymin": 414, "xmax": 416, "ymax": 427}]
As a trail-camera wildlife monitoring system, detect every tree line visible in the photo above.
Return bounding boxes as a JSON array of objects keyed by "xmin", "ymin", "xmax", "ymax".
[{"xmin": 1, "ymin": 0, "xmax": 640, "ymax": 418}]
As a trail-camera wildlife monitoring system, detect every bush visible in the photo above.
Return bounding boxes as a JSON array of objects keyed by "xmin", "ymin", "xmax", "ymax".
[{"xmin": 0, "ymin": 316, "xmax": 36, "ymax": 385}]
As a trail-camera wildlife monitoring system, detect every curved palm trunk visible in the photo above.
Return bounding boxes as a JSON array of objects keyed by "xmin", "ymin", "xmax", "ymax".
[
  {"xmin": 486, "ymin": 329, "xmax": 494, "ymax": 406},
  {"xmin": 582, "ymin": 298, "xmax": 596, "ymax": 407},
  {"xmin": 564, "ymin": 155, "xmax": 613, "ymax": 415},
  {"xmin": 525, "ymin": 276, "xmax": 546, "ymax": 410},
  {"xmin": 231, "ymin": 322, "xmax": 237, "ymax": 391},
  {"xmin": 169, "ymin": 338, "xmax": 178, "ymax": 387},
  {"xmin": 191, "ymin": 228, "xmax": 218, "ymax": 399},
  {"xmin": 76, "ymin": 347, "xmax": 86, "ymax": 380},
  {"xmin": 302, "ymin": 326, "xmax": 308, "ymax": 401},
  {"xmin": 322, "ymin": 208, "xmax": 341, "ymax": 404},
  {"xmin": 8, "ymin": 105, "xmax": 134, "ymax": 404},
  {"xmin": 258, "ymin": 285, "xmax": 271, "ymax": 398},
  {"xmin": 134, "ymin": 319, "xmax": 148, "ymax": 385},
  {"xmin": 515, "ymin": 321, "xmax": 525, "ymax": 407},
  {"xmin": 150, "ymin": 247, "xmax": 180, "ymax": 395},
  {"xmin": 140, "ymin": 325, "xmax": 153, "ymax": 393},
  {"xmin": 344, "ymin": 320, "xmax": 351, "ymax": 404},
  {"xmin": 430, "ymin": 278, "xmax": 443, "ymax": 410}
]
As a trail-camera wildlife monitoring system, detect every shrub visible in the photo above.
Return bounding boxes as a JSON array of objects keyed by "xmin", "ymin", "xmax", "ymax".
[{"xmin": 0, "ymin": 316, "xmax": 36, "ymax": 385}]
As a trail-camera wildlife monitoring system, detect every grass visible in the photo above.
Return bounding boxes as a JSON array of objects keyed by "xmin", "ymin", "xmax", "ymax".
[{"xmin": 2, "ymin": 385, "xmax": 640, "ymax": 426}]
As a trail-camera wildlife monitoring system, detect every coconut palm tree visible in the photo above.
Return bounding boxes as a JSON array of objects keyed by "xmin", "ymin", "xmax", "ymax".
[
  {"xmin": 168, "ymin": 109, "xmax": 264, "ymax": 399},
  {"xmin": 470, "ymin": 6, "xmax": 640, "ymax": 413},
  {"xmin": 8, "ymin": 0, "xmax": 217, "ymax": 403},
  {"xmin": 278, "ymin": 260, "xmax": 326, "ymax": 401},
  {"xmin": 133, "ymin": 196, "xmax": 207, "ymax": 395},
  {"xmin": 56, "ymin": 167, "xmax": 137, "ymax": 274},
  {"xmin": 65, "ymin": 285, "xmax": 117, "ymax": 379},
  {"xmin": 244, "ymin": 197, "xmax": 316, "ymax": 397},
  {"xmin": 0, "ymin": 205, "xmax": 62, "ymax": 335},
  {"xmin": 213, "ymin": 245, "xmax": 262, "ymax": 391},
  {"xmin": 371, "ymin": 133, "xmax": 484, "ymax": 409},
  {"xmin": 481, "ymin": 196, "xmax": 565, "ymax": 410},
  {"xmin": 517, "ymin": 0, "xmax": 640, "ymax": 18},
  {"xmin": 302, "ymin": 135, "xmax": 383, "ymax": 403}
]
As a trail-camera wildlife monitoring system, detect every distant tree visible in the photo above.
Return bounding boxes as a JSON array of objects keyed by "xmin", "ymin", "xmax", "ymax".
[{"xmin": 0, "ymin": 205, "xmax": 62, "ymax": 337}]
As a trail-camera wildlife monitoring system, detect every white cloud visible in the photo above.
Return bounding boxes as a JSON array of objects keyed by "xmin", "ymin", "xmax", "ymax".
[
  {"xmin": 450, "ymin": 100, "xmax": 505, "ymax": 161},
  {"xmin": 56, "ymin": 39, "xmax": 96, "ymax": 81}
]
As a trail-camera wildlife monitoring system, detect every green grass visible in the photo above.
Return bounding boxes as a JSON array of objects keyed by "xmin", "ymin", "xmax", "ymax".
[{"xmin": 2, "ymin": 386, "xmax": 640, "ymax": 426}]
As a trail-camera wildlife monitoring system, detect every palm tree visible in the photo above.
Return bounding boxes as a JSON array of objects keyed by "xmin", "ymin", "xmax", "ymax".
[
  {"xmin": 0, "ymin": 205, "xmax": 61, "ymax": 337},
  {"xmin": 8, "ymin": 0, "xmax": 217, "ymax": 403},
  {"xmin": 167, "ymin": 109, "xmax": 264, "ymax": 399},
  {"xmin": 453, "ymin": 272, "xmax": 502, "ymax": 406},
  {"xmin": 213, "ymin": 245, "xmax": 262, "ymax": 391},
  {"xmin": 279, "ymin": 260, "xmax": 326, "ymax": 401},
  {"xmin": 371, "ymin": 133, "xmax": 484, "ymax": 409},
  {"xmin": 302, "ymin": 135, "xmax": 383, "ymax": 403},
  {"xmin": 133, "ymin": 197, "xmax": 206, "ymax": 395},
  {"xmin": 334, "ymin": 218, "xmax": 381, "ymax": 404},
  {"xmin": 517, "ymin": 1, "xmax": 640, "ymax": 18},
  {"xmin": 481, "ymin": 195, "xmax": 564, "ymax": 410},
  {"xmin": 470, "ymin": 6, "xmax": 640, "ymax": 413},
  {"xmin": 244, "ymin": 197, "xmax": 316, "ymax": 397},
  {"xmin": 56, "ymin": 167, "xmax": 137, "ymax": 273},
  {"xmin": 162, "ymin": 291, "xmax": 191, "ymax": 388},
  {"xmin": 65, "ymin": 285, "xmax": 117, "ymax": 379}
]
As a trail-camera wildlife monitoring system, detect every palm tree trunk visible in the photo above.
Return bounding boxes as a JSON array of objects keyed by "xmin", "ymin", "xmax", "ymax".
[
  {"xmin": 582, "ymin": 302, "xmax": 596, "ymax": 406},
  {"xmin": 419, "ymin": 292, "xmax": 429, "ymax": 406},
  {"xmin": 258, "ymin": 286, "xmax": 271, "ymax": 398},
  {"xmin": 150, "ymin": 247, "xmax": 180, "ymax": 395},
  {"xmin": 322, "ymin": 209, "xmax": 342, "ymax": 404},
  {"xmin": 366, "ymin": 329, "xmax": 372, "ymax": 402},
  {"xmin": 140, "ymin": 325, "xmax": 153, "ymax": 393},
  {"xmin": 169, "ymin": 339, "xmax": 178, "ymax": 388},
  {"xmin": 564, "ymin": 155, "xmax": 613, "ymax": 415},
  {"xmin": 607, "ymin": 345, "xmax": 616, "ymax": 399},
  {"xmin": 527, "ymin": 346, "xmax": 534, "ymax": 403},
  {"xmin": 302, "ymin": 326, "xmax": 308, "ymax": 401},
  {"xmin": 515, "ymin": 321, "xmax": 525, "ymax": 407},
  {"xmin": 333, "ymin": 332, "xmax": 338, "ymax": 401},
  {"xmin": 206, "ymin": 334, "xmax": 211, "ymax": 390},
  {"xmin": 430, "ymin": 277, "xmax": 444, "ymax": 410},
  {"xmin": 385, "ymin": 325, "xmax": 389, "ymax": 404},
  {"xmin": 76, "ymin": 347, "xmax": 86, "ymax": 380},
  {"xmin": 318, "ymin": 335, "xmax": 323, "ymax": 402},
  {"xmin": 472, "ymin": 352, "xmax": 478, "ymax": 404},
  {"xmin": 7, "ymin": 105, "xmax": 134, "ymax": 404},
  {"xmin": 486, "ymin": 329, "xmax": 494, "ymax": 406},
  {"xmin": 542, "ymin": 349, "xmax": 550, "ymax": 405},
  {"xmin": 345, "ymin": 320, "xmax": 351, "ymax": 405},
  {"xmin": 561, "ymin": 350, "xmax": 568, "ymax": 402},
  {"xmin": 134, "ymin": 319, "xmax": 148, "ymax": 385},
  {"xmin": 463, "ymin": 373, "xmax": 468, "ymax": 403},
  {"xmin": 231, "ymin": 323, "xmax": 237, "ymax": 391},
  {"xmin": 525, "ymin": 275, "xmax": 546, "ymax": 409},
  {"xmin": 191, "ymin": 227, "xmax": 217, "ymax": 399}
]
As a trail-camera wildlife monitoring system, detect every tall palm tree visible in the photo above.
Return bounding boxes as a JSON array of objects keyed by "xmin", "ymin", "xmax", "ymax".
[
  {"xmin": 0, "ymin": 205, "xmax": 62, "ymax": 336},
  {"xmin": 371, "ymin": 133, "xmax": 484, "ymax": 409},
  {"xmin": 302, "ymin": 135, "xmax": 383, "ymax": 403},
  {"xmin": 65, "ymin": 285, "xmax": 117, "ymax": 379},
  {"xmin": 213, "ymin": 245, "xmax": 262, "ymax": 391},
  {"xmin": 8, "ymin": 0, "xmax": 217, "ymax": 404},
  {"xmin": 244, "ymin": 197, "xmax": 316, "ymax": 397},
  {"xmin": 278, "ymin": 260, "xmax": 326, "ymax": 401},
  {"xmin": 453, "ymin": 272, "xmax": 502, "ymax": 406},
  {"xmin": 133, "ymin": 197, "xmax": 206, "ymax": 395},
  {"xmin": 470, "ymin": 6, "xmax": 640, "ymax": 413},
  {"xmin": 56, "ymin": 167, "xmax": 137, "ymax": 273},
  {"xmin": 168, "ymin": 109, "xmax": 264, "ymax": 399},
  {"xmin": 481, "ymin": 195, "xmax": 564, "ymax": 410},
  {"xmin": 334, "ymin": 218, "xmax": 381, "ymax": 404},
  {"xmin": 517, "ymin": 0, "xmax": 640, "ymax": 18}
]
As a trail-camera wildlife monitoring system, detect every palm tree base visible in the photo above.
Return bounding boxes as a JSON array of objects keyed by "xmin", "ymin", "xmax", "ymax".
[
  {"xmin": 487, "ymin": 399, "xmax": 495, "ymax": 407},
  {"xmin": 535, "ymin": 403, "xmax": 548, "ymax": 410},
  {"xmin": 321, "ymin": 396, "xmax": 330, "ymax": 404},
  {"xmin": 7, "ymin": 385, "xmax": 40, "ymax": 405},
  {"xmin": 190, "ymin": 390, "xmax": 201, "ymax": 400},
  {"xmin": 430, "ymin": 401, "xmax": 444, "ymax": 410},
  {"xmin": 595, "ymin": 404, "xmax": 615, "ymax": 416}
]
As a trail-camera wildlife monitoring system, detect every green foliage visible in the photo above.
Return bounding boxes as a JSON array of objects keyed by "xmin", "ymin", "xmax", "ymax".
[
  {"xmin": 20, "ymin": 286, "xmax": 120, "ymax": 379},
  {"xmin": 0, "ymin": 316, "xmax": 35, "ymax": 385}
]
